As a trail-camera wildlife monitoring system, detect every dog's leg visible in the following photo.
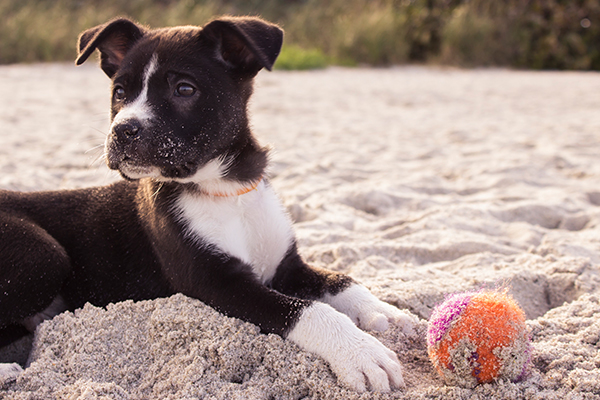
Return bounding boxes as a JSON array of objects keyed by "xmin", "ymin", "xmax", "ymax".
[
  {"xmin": 0, "ymin": 214, "xmax": 71, "ymax": 333},
  {"xmin": 151, "ymin": 223, "xmax": 402, "ymax": 392},
  {"xmin": 270, "ymin": 246, "xmax": 416, "ymax": 391},
  {"xmin": 287, "ymin": 301, "xmax": 405, "ymax": 392},
  {"xmin": 271, "ymin": 246, "xmax": 417, "ymax": 334},
  {"xmin": 179, "ymin": 258, "xmax": 404, "ymax": 392},
  {"xmin": 0, "ymin": 215, "xmax": 70, "ymax": 383}
]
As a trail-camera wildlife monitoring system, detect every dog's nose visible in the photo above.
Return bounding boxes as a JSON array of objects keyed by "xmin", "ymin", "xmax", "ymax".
[{"xmin": 112, "ymin": 121, "xmax": 142, "ymax": 142}]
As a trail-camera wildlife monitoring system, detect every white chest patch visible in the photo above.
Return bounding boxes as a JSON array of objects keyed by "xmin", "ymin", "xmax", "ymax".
[{"xmin": 174, "ymin": 181, "xmax": 295, "ymax": 283}]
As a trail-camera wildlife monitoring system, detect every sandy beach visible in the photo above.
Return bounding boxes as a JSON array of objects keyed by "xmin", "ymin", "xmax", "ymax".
[{"xmin": 1, "ymin": 63, "xmax": 600, "ymax": 399}]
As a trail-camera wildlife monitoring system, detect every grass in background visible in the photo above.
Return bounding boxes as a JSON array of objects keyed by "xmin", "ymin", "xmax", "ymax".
[
  {"xmin": 0, "ymin": 0, "xmax": 598, "ymax": 70},
  {"xmin": 274, "ymin": 45, "xmax": 328, "ymax": 70},
  {"xmin": 278, "ymin": 0, "xmax": 412, "ymax": 66},
  {"xmin": 0, "ymin": 0, "xmax": 220, "ymax": 64}
]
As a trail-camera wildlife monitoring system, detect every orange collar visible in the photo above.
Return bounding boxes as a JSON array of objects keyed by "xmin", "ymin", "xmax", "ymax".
[{"xmin": 209, "ymin": 178, "xmax": 262, "ymax": 197}]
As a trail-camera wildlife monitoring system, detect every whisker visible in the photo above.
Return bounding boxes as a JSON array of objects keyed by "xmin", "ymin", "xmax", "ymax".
[
  {"xmin": 89, "ymin": 126, "xmax": 108, "ymax": 135},
  {"xmin": 85, "ymin": 143, "xmax": 105, "ymax": 154},
  {"xmin": 89, "ymin": 152, "xmax": 107, "ymax": 167}
]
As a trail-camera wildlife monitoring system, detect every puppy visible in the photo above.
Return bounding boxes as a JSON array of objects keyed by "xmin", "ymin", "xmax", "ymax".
[{"xmin": 0, "ymin": 17, "xmax": 415, "ymax": 392}]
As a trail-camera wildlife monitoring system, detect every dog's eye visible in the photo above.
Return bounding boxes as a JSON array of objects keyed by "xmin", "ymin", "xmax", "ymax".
[
  {"xmin": 176, "ymin": 83, "xmax": 196, "ymax": 97},
  {"xmin": 113, "ymin": 86, "xmax": 126, "ymax": 101}
]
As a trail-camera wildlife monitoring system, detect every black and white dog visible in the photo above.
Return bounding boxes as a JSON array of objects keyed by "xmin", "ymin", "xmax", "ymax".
[{"xmin": 0, "ymin": 17, "xmax": 415, "ymax": 392}]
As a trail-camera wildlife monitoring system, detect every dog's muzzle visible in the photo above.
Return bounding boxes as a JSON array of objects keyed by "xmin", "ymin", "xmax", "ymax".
[
  {"xmin": 106, "ymin": 121, "xmax": 200, "ymax": 181},
  {"xmin": 105, "ymin": 120, "xmax": 147, "ymax": 172}
]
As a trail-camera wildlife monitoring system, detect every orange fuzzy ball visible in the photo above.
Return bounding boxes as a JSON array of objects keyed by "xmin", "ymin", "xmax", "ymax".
[{"xmin": 427, "ymin": 290, "xmax": 531, "ymax": 387}]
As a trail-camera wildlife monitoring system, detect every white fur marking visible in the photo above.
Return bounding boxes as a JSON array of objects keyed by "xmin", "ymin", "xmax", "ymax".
[
  {"xmin": 287, "ymin": 302, "xmax": 405, "ymax": 392},
  {"xmin": 172, "ymin": 157, "xmax": 226, "ymax": 183},
  {"xmin": 175, "ymin": 181, "xmax": 294, "ymax": 283},
  {"xmin": 171, "ymin": 157, "xmax": 263, "ymax": 197},
  {"xmin": 111, "ymin": 54, "xmax": 158, "ymax": 128},
  {"xmin": 322, "ymin": 284, "xmax": 417, "ymax": 335}
]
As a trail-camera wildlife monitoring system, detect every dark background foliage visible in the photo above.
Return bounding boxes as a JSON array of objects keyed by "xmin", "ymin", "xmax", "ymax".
[{"xmin": 0, "ymin": 0, "xmax": 598, "ymax": 69}]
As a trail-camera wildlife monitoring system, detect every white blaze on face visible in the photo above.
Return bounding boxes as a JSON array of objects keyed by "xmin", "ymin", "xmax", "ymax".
[
  {"xmin": 106, "ymin": 54, "xmax": 161, "ymax": 179},
  {"xmin": 110, "ymin": 53, "xmax": 159, "ymax": 129}
]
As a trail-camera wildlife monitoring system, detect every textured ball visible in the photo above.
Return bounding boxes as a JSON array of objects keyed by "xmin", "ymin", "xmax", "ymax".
[{"xmin": 427, "ymin": 290, "xmax": 532, "ymax": 387}]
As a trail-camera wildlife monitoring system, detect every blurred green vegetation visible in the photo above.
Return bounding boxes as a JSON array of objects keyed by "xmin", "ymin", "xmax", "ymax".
[
  {"xmin": 0, "ymin": 0, "xmax": 598, "ymax": 70},
  {"xmin": 274, "ymin": 45, "xmax": 328, "ymax": 70},
  {"xmin": 440, "ymin": 0, "xmax": 600, "ymax": 70}
]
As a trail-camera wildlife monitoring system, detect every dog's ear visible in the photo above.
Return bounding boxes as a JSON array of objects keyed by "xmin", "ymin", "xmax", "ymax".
[
  {"xmin": 201, "ymin": 17, "xmax": 283, "ymax": 74},
  {"xmin": 76, "ymin": 18, "xmax": 146, "ymax": 77}
]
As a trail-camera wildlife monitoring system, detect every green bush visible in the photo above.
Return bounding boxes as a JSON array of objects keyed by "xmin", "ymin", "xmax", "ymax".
[{"xmin": 274, "ymin": 45, "xmax": 328, "ymax": 70}]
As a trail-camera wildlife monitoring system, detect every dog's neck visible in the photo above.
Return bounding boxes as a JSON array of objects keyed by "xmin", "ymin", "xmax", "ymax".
[
  {"xmin": 165, "ymin": 172, "xmax": 265, "ymax": 199},
  {"xmin": 198, "ymin": 136, "xmax": 268, "ymax": 198},
  {"xmin": 153, "ymin": 136, "xmax": 268, "ymax": 198},
  {"xmin": 206, "ymin": 177, "xmax": 263, "ymax": 197}
]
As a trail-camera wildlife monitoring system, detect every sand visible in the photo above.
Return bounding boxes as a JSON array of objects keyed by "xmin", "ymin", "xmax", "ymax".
[{"xmin": 1, "ymin": 63, "xmax": 600, "ymax": 399}]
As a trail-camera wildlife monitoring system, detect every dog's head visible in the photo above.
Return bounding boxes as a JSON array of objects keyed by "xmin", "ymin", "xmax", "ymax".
[{"xmin": 76, "ymin": 17, "xmax": 282, "ymax": 194}]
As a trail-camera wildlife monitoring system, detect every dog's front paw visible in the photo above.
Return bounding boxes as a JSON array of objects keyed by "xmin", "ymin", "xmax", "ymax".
[
  {"xmin": 288, "ymin": 303, "xmax": 404, "ymax": 392},
  {"xmin": 327, "ymin": 329, "xmax": 405, "ymax": 392},
  {"xmin": 324, "ymin": 284, "xmax": 417, "ymax": 335}
]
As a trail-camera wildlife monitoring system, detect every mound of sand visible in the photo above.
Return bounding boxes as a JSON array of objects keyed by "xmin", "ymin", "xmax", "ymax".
[{"xmin": 1, "ymin": 64, "xmax": 600, "ymax": 399}]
